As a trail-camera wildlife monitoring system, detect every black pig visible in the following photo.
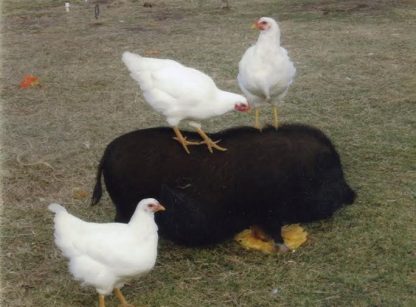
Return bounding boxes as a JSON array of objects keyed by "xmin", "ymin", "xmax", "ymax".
[{"xmin": 91, "ymin": 124, "xmax": 356, "ymax": 247}]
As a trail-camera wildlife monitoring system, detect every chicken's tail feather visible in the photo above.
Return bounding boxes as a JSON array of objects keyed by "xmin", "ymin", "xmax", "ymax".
[
  {"xmin": 48, "ymin": 203, "xmax": 67, "ymax": 214},
  {"xmin": 122, "ymin": 51, "xmax": 169, "ymax": 73},
  {"xmin": 122, "ymin": 51, "xmax": 151, "ymax": 89},
  {"xmin": 122, "ymin": 51, "xmax": 143, "ymax": 72},
  {"xmin": 122, "ymin": 50, "xmax": 173, "ymax": 93}
]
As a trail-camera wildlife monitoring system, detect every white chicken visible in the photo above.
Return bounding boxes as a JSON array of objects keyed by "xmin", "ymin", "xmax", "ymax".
[
  {"xmin": 49, "ymin": 198, "xmax": 165, "ymax": 307},
  {"xmin": 238, "ymin": 17, "xmax": 296, "ymax": 129},
  {"xmin": 122, "ymin": 51, "xmax": 250, "ymax": 154}
]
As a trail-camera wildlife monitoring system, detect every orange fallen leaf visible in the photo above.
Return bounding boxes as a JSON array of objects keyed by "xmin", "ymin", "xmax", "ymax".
[
  {"xmin": 20, "ymin": 74, "xmax": 40, "ymax": 89},
  {"xmin": 72, "ymin": 189, "xmax": 89, "ymax": 200},
  {"xmin": 144, "ymin": 50, "xmax": 160, "ymax": 56}
]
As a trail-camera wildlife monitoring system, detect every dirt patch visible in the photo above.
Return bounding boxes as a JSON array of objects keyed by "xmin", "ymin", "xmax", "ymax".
[{"xmin": 296, "ymin": 0, "xmax": 409, "ymax": 15}]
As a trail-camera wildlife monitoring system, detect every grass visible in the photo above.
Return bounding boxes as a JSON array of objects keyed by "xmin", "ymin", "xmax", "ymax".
[{"xmin": 1, "ymin": 0, "xmax": 415, "ymax": 306}]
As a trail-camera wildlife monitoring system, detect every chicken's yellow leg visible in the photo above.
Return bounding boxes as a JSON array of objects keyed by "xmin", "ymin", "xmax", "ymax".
[
  {"xmin": 273, "ymin": 106, "xmax": 279, "ymax": 128},
  {"xmin": 194, "ymin": 127, "xmax": 227, "ymax": 153},
  {"xmin": 114, "ymin": 288, "xmax": 134, "ymax": 307},
  {"xmin": 98, "ymin": 294, "xmax": 105, "ymax": 307},
  {"xmin": 254, "ymin": 108, "xmax": 261, "ymax": 130},
  {"xmin": 172, "ymin": 127, "xmax": 199, "ymax": 154}
]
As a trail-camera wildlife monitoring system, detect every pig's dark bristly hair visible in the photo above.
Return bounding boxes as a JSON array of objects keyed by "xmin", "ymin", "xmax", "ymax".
[{"xmin": 91, "ymin": 123, "xmax": 356, "ymax": 246}]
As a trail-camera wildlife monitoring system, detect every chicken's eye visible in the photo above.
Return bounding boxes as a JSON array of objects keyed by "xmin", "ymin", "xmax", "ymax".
[
  {"xmin": 260, "ymin": 21, "xmax": 267, "ymax": 25},
  {"xmin": 148, "ymin": 204, "xmax": 155, "ymax": 208}
]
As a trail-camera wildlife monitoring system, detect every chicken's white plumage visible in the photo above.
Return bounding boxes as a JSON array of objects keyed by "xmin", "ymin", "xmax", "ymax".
[
  {"xmin": 49, "ymin": 198, "xmax": 165, "ymax": 305},
  {"xmin": 122, "ymin": 51, "xmax": 247, "ymax": 126},
  {"xmin": 238, "ymin": 17, "xmax": 296, "ymax": 128},
  {"xmin": 122, "ymin": 52, "xmax": 250, "ymax": 153}
]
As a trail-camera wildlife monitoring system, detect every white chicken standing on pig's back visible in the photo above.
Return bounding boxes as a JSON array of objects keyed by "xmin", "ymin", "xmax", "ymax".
[
  {"xmin": 238, "ymin": 17, "xmax": 296, "ymax": 129},
  {"xmin": 49, "ymin": 198, "xmax": 165, "ymax": 307},
  {"xmin": 122, "ymin": 52, "xmax": 250, "ymax": 154}
]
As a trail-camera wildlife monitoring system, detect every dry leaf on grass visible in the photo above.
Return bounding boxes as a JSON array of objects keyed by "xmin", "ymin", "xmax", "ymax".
[
  {"xmin": 20, "ymin": 74, "xmax": 40, "ymax": 89},
  {"xmin": 144, "ymin": 50, "xmax": 161, "ymax": 56},
  {"xmin": 72, "ymin": 189, "xmax": 89, "ymax": 200}
]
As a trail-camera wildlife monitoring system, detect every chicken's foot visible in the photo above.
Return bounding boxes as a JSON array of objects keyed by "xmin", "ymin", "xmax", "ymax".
[
  {"xmin": 98, "ymin": 294, "xmax": 106, "ymax": 307},
  {"xmin": 273, "ymin": 106, "xmax": 279, "ymax": 128},
  {"xmin": 114, "ymin": 288, "xmax": 135, "ymax": 307},
  {"xmin": 254, "ymin": 108, "xmax": 261, "ymax": 130},
  {"xmin": 194, "ymin": 127, "xmax": 227, "ymax": 153},
  {"xmin": 172, "ymin": 127, "xmax": 199, "ymax": 154}
]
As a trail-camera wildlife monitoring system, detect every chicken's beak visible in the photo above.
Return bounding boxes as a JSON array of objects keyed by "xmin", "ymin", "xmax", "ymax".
[
  {"xmin": 251, "ymin": 20, "xmax": 260, "ymax": 30},
  {"xmin": 155, "ymin": 204, "xmax": 166, "ymax": 212}
]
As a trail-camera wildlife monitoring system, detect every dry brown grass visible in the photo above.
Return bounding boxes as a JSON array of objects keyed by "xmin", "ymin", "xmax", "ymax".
[{"xmin": 1, "ymin": 0, "xmax": 416, "ymax": 306}]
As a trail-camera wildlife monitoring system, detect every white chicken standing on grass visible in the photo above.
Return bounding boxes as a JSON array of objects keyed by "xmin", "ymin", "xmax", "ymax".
[
  {"xmin": 238, "ymin": 17, "xmax": 296, "ymax": 129},
  {"xmin": 49, "ymin": 198, "xmax": 165, "ymax": 307},
  {"xmin": 122, "ymin": 51, "xmax": 250, "ymax": 154}
]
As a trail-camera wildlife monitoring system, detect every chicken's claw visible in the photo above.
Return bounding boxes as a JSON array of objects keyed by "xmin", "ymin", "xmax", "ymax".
[
  {"xmin": 193, "ymin": 127, "xmax": 227, "ymax": 153},
  {"xmin": 114, "ymin": 288, "xmax": 135, "ymax": 307},
  {"xmin": 99, "ymin": 294, "xmax": 105, "ymax": 307},
  {"xmin": 172, "ymin": 136, "xmax": 200, "ymax": 145},
  {"xmin": 172, "ymin": 127, "xmax": 199, "ymax": 154},
  {"xmin": 199, "ymin": 138, "xmax": 227, "ymax": 153},
  {"xmin": 273, "ymin": 105, "xmax": 279, "ymax": 128}
]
